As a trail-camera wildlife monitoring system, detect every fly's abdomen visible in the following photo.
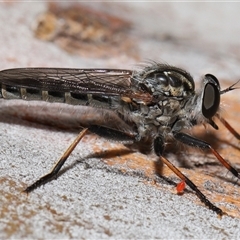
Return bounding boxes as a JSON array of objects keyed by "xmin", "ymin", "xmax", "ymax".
[{"xmin": 0, "ymin": 84, "xmax": 117, "ymax": 108}]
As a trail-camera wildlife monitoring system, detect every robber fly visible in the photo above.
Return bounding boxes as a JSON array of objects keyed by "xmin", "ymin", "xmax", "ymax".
[{"xmin": 0, "ymin": 62, "xmax": 239, "ymax": 216}]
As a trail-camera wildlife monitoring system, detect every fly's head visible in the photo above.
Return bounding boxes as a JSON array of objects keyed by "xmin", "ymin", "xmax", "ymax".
[
  {"xmin": 171, "ymin": 74, "xmax": 222, "ymax": 131},
  {"xmin": 196, "ymin": 74, "xmax": 239, "ymax": 129},
  {"xmin": 186, "ymin": 74, "xmax": 220, "ymax": 130},
  {"xmin": 201, "ymin": 74, "xmax": 221, "ymax": 125},
  {"xmin": 186, "ymin": 73, "xmax": 239, "ymax": 130}
]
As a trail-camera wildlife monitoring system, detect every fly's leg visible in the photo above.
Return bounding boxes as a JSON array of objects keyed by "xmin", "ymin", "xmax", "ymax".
[
  {"xmin": 88, "ymin": 125, "xmax": 137, "ymax": 143},
  {"xmin": 160, "ymin": 155, "xmax": 223, "ymax": 215},
  {"xmin": 24, "ymin": 125, "xmax": 136, "ymax": 193},
  {"xmin": 217, "ymin": 115, "xmax": 240, "ymax": 140},
  {"xmin": 24, "ymin": 128, "xmax": 88, "ymax": 193},
  {"xmin": 174, "ymin": 132, "xmax": 240, "ymax": 179},
  {"xmin": 153, "ymin": 136, "xmax": 224, "ymax": 215}
]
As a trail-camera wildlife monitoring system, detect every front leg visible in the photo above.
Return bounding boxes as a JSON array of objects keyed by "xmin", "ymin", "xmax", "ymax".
[
  {"xmin": 153, "ymin": 136, "xmax": 224, "ymax": 215},
  {"xmin": 173, "ymin": 132, "xmax": 240, "ymax": 179}
]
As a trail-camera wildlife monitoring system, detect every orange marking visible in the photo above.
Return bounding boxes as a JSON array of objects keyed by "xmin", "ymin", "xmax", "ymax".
[{"xmin": 176, "ymin": 181, "xmax": 186, "ymax": 194}]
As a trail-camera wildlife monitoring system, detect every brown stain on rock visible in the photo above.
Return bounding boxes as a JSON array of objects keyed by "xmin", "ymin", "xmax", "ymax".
[{"xmin": 33, "ymin": 3, "xmax": 139, "ymax": 59}]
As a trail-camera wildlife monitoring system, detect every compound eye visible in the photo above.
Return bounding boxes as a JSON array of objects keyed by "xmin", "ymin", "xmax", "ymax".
[{"xmin": 202, "ymin": 74, "xmax": 220, "ymax": 119}]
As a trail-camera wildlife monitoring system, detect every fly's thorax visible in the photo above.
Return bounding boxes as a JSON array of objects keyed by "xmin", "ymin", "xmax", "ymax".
[
  {"xmin": 123, "ymin": 64, "xmax": 198, "ymax": 140},
  {"xmin": 134, "ymin": 63, "xmax": 195, "ymax": 99},
  {"xmin": 147, "ymin": 98, "xmax": 185, "ymax": 125},
  {"xmin": 122, "ymin": 96, "xmax": 189, "ymax": 142}
]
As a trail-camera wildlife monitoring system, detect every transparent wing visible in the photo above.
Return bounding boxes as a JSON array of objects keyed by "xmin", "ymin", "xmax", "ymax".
[{"xmin": 0, "ymin": 68, "xmax": 133, "ymax": 96}]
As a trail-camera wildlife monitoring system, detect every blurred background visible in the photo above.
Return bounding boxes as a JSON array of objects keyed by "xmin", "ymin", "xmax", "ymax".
[{"xmin": 1, "ymin": 2, "xmax": 240, "ymax": 81}]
